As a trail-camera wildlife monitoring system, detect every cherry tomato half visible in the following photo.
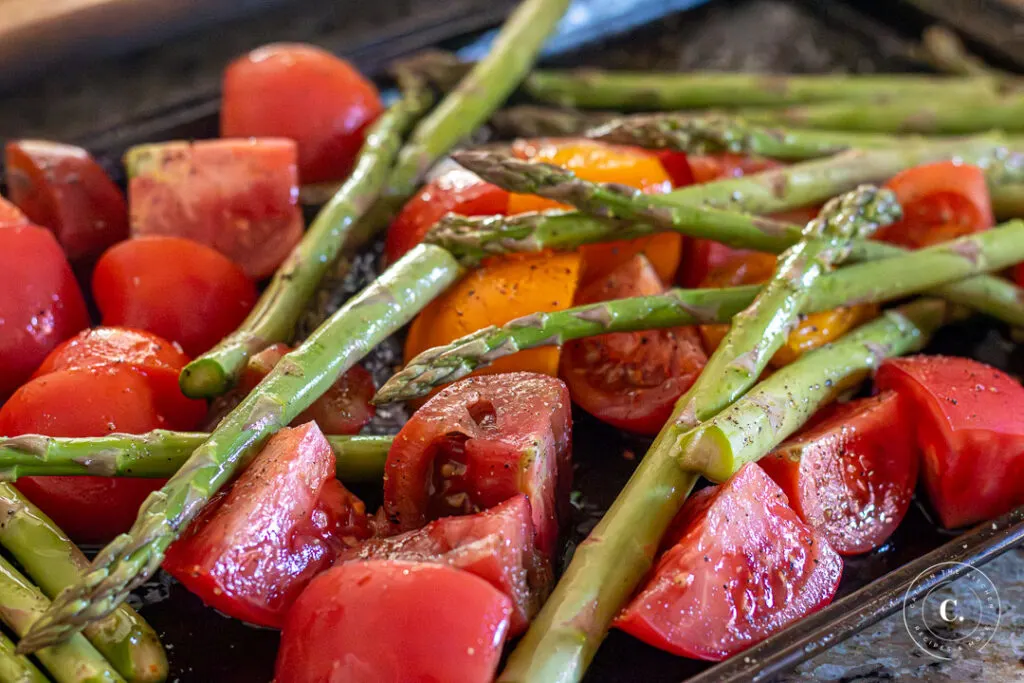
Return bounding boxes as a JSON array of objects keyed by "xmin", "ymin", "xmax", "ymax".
[
  {"xmin": 222, "ymin": 43, "xmax": 383, "ymax": 184},
  {"xmin": 93, "ymin": 236, "xmax": 257, "ymax": 356},
  {"xmin": 5, "ymin": 140, "xmax": 128, "ymax": 262}
]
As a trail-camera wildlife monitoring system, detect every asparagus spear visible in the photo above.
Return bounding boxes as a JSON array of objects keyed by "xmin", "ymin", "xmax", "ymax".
[
  {"xmin": 0, "ymin": 486, "xmax": 165, "ymax": 682},
  {"xmin": 0, "ymin": 633, "xmax": 47, "ymax": 683},
  {"xmin": 17, "ymin": 244, "xmax": 462, "ymax": 654},
  {"xmin": 499, "ymin": 298, "xmax": 945, "ymax": 682},
  {"xmin": 177, "ymin": 76, "xmax": 433, "ymax": 398},
  {"xmin": 0, "ymin": 555, "xmax": 125, "ymax": 683},
  {"xmin": 919, "ymin": 25, "xmax": 1016, "ymax": 83},
  {"xmin": 0, "ymin": 433, "xmax": 392, "ymax": 483},
  {"xmin": 490, "ymin": 105, "xmax": 616, "ymax": 138}
]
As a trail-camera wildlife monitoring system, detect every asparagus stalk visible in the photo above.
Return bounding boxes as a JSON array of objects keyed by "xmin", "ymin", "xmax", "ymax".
[
  {"xmin": 0, "ymin": 555, "xmax": 125, "ymax": 683},
  {"xmin": 919, "ymin": 25, "xmax": 1012, "ymax": 82},
  {"xmin": 0, "ymin": 486, "xmax": 165, "ymax": 682},
  {"xmin": 499, "ymin": 298, "xmax": 946, "ymax": 682},
  {"xmin": 0, "ymin": 633, "xmax": 47, "ymax": 683},
  {"xmin": 17, "ymin": 244, "xmax": 462, "ymax": 654},
  {"xmin": 490, "ymin": 105, "xmax": 616, "ymax": 138},
  {"xmin": 0, "ymin": 433, "xmax": 392, "ymax": 483},
  {"xmin": 178, "ymin": 76, "xmax": 433, "ymax": 398}
]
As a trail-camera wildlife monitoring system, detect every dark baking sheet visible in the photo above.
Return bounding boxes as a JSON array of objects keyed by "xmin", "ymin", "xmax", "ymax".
[{"xmin": 11, "ymin": 0, "xmax": 1024, "ymax": 681}]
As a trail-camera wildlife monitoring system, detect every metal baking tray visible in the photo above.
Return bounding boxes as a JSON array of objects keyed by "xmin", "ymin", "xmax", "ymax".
[{"xmin": 5, "ymin": 0, "xmax": 1023, "ymax": 680}]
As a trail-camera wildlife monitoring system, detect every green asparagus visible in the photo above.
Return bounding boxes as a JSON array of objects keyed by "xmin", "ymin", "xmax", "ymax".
[
  {"xmin": 0, "ymin": 433, "xmax": 392, "ymax": 483},
  {"xmin": 0, "ymin": 633, "xmax": 46, "ymax": 683},
  {"xmin": 18, "ymin": 244, "xmax": 463, "ymax": 654},
  {"xmin": 491, "ymin": 105, "xmax": 616, "ymax": 138},
  {"xmin": 499, "ymin": 298, "xmax": 946, "ymax": 682},
  {"xmin": 919, "ymin": 25, "xmax": 1013, "ymax": 82}
]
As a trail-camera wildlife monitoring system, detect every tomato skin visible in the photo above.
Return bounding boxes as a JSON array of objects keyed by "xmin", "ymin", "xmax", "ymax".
[
  {"xmin": 0, "ymin": 367, "xmax": 171, "ymax": 542},
  {"xmin": 276, "ymin": 560, "xmax": 512, "ymax": 683},
  {"xmin": 875, "ymin": 355, "xmax": 1024, "ymax": 528},
  {"xmin": 127, "ymin": 138, "xmax": 303, "ymax": 280},
  {"xmin": 163, "ymin": 422, "xmax": 370, "ymax": 628},
  {"xmin": 383, "ymin": 373, "xmax": 572, "ymax": 558},
  {"xmin": 614, "ymin": 463, "xmax": 842, "ymax": 660},
  {"xmin": 688, "ymin": 153, "xmax": 782, "ymax": 184},
  {"xmin": 1016, "ymin": 262, "xmax": 1024, "ymax": 289},
  {"xmin": 340, "ymin": 494, "xmax": 548, "ymax": 635},
  {"xmin": 561, "ymin": 255, "xmax": 707, "ymax": 435},
  {"xmin": 93, "ymin": 236, "xmax": 257, "ymax": 356},
  {"xmin": 0, "ymin": 196, "xmax": 29, "ymax": 227},
  {"xmin": 0, "ymin": 225, "xmax": 89, "ymax": 401},
  {"xmin": 655, "ymin": 150, "xmax": 695, "ymax": 188},
  {"xmin": 5, "ymin": 140, "xmax": 128, "ymax": 262},
  {"xmin": 879, "ymin": 162, "xmax": 993, "ymax": 249},
  {"xmin": 759, "ymin": 391, "xmax": 919, "ymax": 555},
  {"xmin": 385, "ymin": 168, "xmax": 509, "ymax": 264},
  {"xmin": 222, "ymin": 43, "xmax": 383, "ymax": 184}
]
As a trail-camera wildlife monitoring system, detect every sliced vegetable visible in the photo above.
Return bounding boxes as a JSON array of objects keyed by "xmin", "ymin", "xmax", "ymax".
[
  {"xmin": 276, "ymin": 561, "xmax": 512, "ymax": 683},
  {"xmin": 93, "ymin": 236, "xmax": 257, "ymax": 356},
  {"xmin": 879, "ymin": 161, "xmax": 994, "ymax": 249},
  {"xmin": 0, "ymin": 225, "xmax": 89, "ymax": 401},
  {"xmin": 561, "ymin": 255, "xmax": 706, "ymax": 435},
  {"xmin": 383, "ymin": 372, "xmax": 572, "ymax": 557},
  {"xmin": 340, "ymin": 494, "xmax": 547, "ymax": 635},
  {"xmin": 163, "ymin": 422, "xmax": 370, "ymax": 628},
  {"xmin": 614, "ymin": 463, "xmax": 843, "ymax": 661},
  {"xmin": 0, "ymin": 196, "xmax": 29, "ymax": 227},
  {"xmin": 875, "ymin": 355, "xmax": 1024, "ymax": 528},
  {"xmin": 5, "ymin": 140, "xmax": 128, "ymax": 261},
  {"xmin": 687, "ymin": 152, "xmax": 782, "ymax": 183},
  {"xmin": 654, "ymin": 150, "xmax": 695, "ymax": 188},
  {"xmin": 221, "ymin": 43, "xmax": 383, "ymax": 184},
  {"xmin": 405, "ymin": 252, "xmax": 581, "ymax": 383},
  {"xmin": 126, "ymin": 138, "xmax": 303, "ymax": 280},
  {"xmin": 759, "ymin": 391, "xmax": 919, "ymax": 555},
  {"xmin": 238, "ymin": 343, "xmax": 375, "ymax": 435}
]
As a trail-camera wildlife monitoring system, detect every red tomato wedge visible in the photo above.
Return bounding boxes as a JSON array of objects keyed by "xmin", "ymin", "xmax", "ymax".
[
  {"xmin": 688, "ymin": 153, "xmax": 782, "ymax": 184},
  {"xmin": 32, "ymin": 327, "xmax": 205, "ymax": 431},
  {"xmin": 93, "ymin": 236, "xmax": 257, "ymax": 356},
  {"xmin": 759, "ymin": 391, "xmax": 919, "ymax": 555},
  {"xmin": 875, "ymin": 355, "xmax": 1024, "ymax": 528},
  {"xmin": 0, "ymin": 367, "xmax": 173, "ymax": 541},
  {"xmin": 385, "ymin": 167, "xmax": 509, "ymax": 264},
  {"xmin": 340, "ymin": 494, "xmax": 548, "ymax": 635},
  {"xmin": 614, "ymin": 463, "xmax": 843, "ymax": 661},
  {"xmin": 383, "ymin": 372, "xmax": 572, "ymax": 557},
  {"xmin": 163, "ymin": 422, "xmax": 370, "ymax": 628},
  {"xmin": 561, "ymin": 255, "xmax": 707, "ymax": 435},
  {"xmin": 126, "ymin": 138, "xmax": 303, "ymax": 280},
  {"xmin": 0, "ymin": 196, "xmax": 28, "ymax": 228},
  {"xmin": 5, "ymin": 140, "xmax": 128, "ymax": 261},
  {"xmin": 655, "ymin": 150, "xmax": 695, "ymax": 188},
  {"xmin": 276, "ymin": 560, "xmax": 512, "ymax": 683},
  {"xmin": 0, "ymin": 225, "xmax": 89, "ymax": 401},
  {"xmin": 222, "ymin": 43, "xmax": 383, "ymax": 184},
  {"xmin": 239, "ymin": 343, "xmax": 376, "ymax": 435},
  {"xmin": 878, "ymin": 162, "xmax": 993, "ymax": 249}
]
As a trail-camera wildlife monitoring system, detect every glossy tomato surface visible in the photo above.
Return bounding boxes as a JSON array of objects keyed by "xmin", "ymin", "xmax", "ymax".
[
  {"xmin": 240, "ymin": 343, "xmax": 375, "ymax": 434},
  {"xmin": 876, "ymin": 355, "xmax": 1024, "ymax": 528},
  {"xmin": 127, "ymin": 138, "xmax": 302, "ymax": 280},
  {"xmin": 93, "ymin": 236, "xmax": 257, "ymax": 356},
  {"xmin": 222, "ymin": 43, "xmax": 383, "ymax": 184},
  {"xmin": 340, "ymin": 494, "xmax": 547, "ymax": 635},
  {"xmin": 0, "ymin": 367, "xmax": 171, "ymax": 541},
  {"xmin": 760, "ymin": 391, "xmax": 919, "ymax": 555},
  {"xmin": 561, "ymin": 255, "xmax": 706, "ymax": 435},
  {"xmin": 5, "ymin": 140, "xmax": 128, "ymax": 261},
  {"xmin": 163, "ymin": 422, "xmax": 370, "ymax": 628},
  {"xmin": 276, "ymin": 560, "xmax": 512, "ymax": 683},
  {"xmin": 614, "ymin": 463, "xmax": 842, "ymax": 661},
  {"xmin": 383, "ymin": 372, "xmax": 572, "ymax": 557},
  {"xmin": 0, "ymin": 225, "xmax": 89, "ymax": 400}
]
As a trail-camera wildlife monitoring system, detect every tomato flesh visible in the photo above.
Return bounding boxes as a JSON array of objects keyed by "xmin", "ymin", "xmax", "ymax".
[
  {"xmin": 163, "ymin": 422, "xmax": 370, "ymax": 628},
  {"xmin": 5, "ymin": 140, "xmax": 128, "ymax": 261},
  {"xmin": 876, "ymin": 355, "xmax": 1024, "ymax": 528},
  {"xmin": 127, "ymin": 138, "xmax": 302, "ymax": 280},
  {"xmin": 340, "ymin": 494, "xmax": 547, "ymax": 635},
  {"xmin": 561, "ymin": 255, "xmax": 706, "ymax": 435},
  {"xmin": 0, "ymin": 225, "xmax": 89, "ymax": 401},
  {"xmin": 0, "ymin": 196, "xmax": 29, "ymax": 227},
  {"xmin": 615, "ymin": 463, "xmax": 842, "ymax": 660},
  {"xmin": 240, "ymin": 343, "xmax": 375, "ymax": 434},
  {"xmin": 93, "ymin": 236, "xmax": 257, "ymax": 356},
  {"xmin": 276, "ymin": 560, "xmax": 511, "ymax": 683},
  {"xmin": 759, "ymin": 391, "xmax": 919, "ymax": 555},
  {"xmin": 222, "ymin": 43, "xmax": 383, "ymax": 184},
  {"xmin": 383, "ymin": 372, "xmax": 572, "ymax": 557}
]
